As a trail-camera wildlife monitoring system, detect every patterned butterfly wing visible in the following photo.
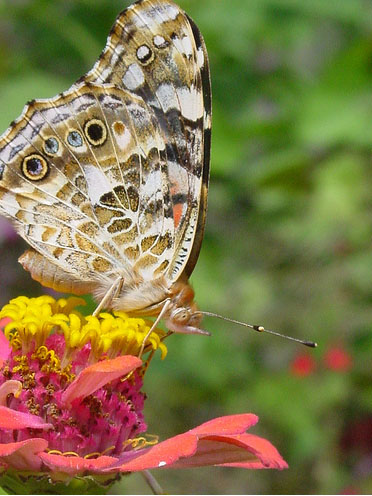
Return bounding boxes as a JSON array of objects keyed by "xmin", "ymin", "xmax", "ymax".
[
  {"xmin": 84, "ymin": 0, "xmax": 211, "ymax": 284},
  {"xmin": 0, "ymin": 83, "xmax": 170, "ymax": 299},
  {"xmin": 0, "ymin": 0, "xmax": 211, "ymax": 316}
]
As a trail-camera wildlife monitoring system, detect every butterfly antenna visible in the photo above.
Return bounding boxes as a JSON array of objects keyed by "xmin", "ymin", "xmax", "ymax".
[{"xmin": 198, "ymin": 311, "xmax": 317, "ymax": 348}]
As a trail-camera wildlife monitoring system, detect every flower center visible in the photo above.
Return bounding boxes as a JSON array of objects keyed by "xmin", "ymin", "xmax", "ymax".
[{"xmin": 0, "ymin": 296, "xmax": 167, "ymax": 459}]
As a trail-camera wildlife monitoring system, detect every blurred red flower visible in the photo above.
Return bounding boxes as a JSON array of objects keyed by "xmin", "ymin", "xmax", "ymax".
[
  {"xmin": 290, "ymin": 353, "xmax": 316, "ymax": 377},
  {"xmin": 324, "ymin": 346, "xmax": 352, "ymax": 372}
]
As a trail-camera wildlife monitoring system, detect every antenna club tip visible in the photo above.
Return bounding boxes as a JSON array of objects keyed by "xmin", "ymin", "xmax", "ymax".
[
  {"xmin": 305, "ymin": 341, "xmax": 318, "ymax": 348},
  {"xmin": 253, "ymin": 325, "xmax": 265, "ymax": 333}
]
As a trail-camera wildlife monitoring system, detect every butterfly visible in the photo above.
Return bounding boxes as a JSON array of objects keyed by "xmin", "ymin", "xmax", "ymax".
[{"xmin": 0, "ymin": 0, "xmax": 211, "ymax": 337}]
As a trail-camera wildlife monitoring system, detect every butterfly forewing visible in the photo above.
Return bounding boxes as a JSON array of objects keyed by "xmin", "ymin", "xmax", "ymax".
[
  {"xmin": 0, "ymin": 0, "xmax": 211, "ymax": 318},
  {"xmin": 84, "ymin": 0, "xmax": 211, "ymax": 283}
]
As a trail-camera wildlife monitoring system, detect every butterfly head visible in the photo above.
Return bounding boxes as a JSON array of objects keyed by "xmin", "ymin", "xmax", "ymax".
[{"xmin": 166, "ymin": 282, "xmax": 210, "ymax": 336}]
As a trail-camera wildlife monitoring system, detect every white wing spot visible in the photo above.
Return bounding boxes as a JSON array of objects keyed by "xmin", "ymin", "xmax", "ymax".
[
  {"xmin": 164, "ymin": 4, "xmax": 179, "ymax": 20},
  {"xmin": 173, "ymin": 35, "xmax": 193, "ymax": 58},
  {"xmin": 176, "ymin": 86, "xmax": 203, "ymax": 121},
  {"xmin": 136, "ymin": 45, "xmax": 152, "ymax": 63},
  {"xmin": 97, "ymin": 66, "xmax": 112, "ymax": 82},
  {"xmin": 197, "ymin": 47, "xmax": 205, "ymax": 68},
  {"xmin": 133, "ymin": 5, "xmax": 179, "ymax": 27},
  {"xmin": 158, "ymin": 461, "xmax": 167, "ymax": 467},
  {"xmin": 122, "ymin": 63, "xmax": 145, "ymax": 90},
  {"xmin": 156, "ymin": 83, "xmax": 178, "ymax": 113},
  {"xmin": 1, "ymin": 192, "xmax": 22, "ymax": 217},
  {"xmin": 155, "ymin": 84, "xmax": 203, "ymax": 120},
  {"xmin": 153, "ymin": 35, "xmax": 168, "ymax": 49},
  {"xmin": 112, "ymin": 121, "xmax": 132, "ymax": 151},
  {"xmin": 110, "ymin": 49, "xmax": 121, "ymax": 67},
  {"xmin": 84, "ymin": 165, "xmax": 113, "ymax": 205}
]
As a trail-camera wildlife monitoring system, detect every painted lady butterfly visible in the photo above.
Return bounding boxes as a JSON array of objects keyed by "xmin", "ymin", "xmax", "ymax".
[{"xmin": 0, "ymin": 0, "xmax": 212, "ymax": 337}]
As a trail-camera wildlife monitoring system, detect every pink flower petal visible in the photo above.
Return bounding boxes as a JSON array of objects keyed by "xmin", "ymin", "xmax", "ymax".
[
  {"xmin": 169, "ymin": 434, "xmax": 288, "ymax": 470},
  {"xmin": 0, "ymin": 438, "xmax": 48, "ymax": 471},
  {"xmin": 39, "ymin": 452, "xmax": 118, "ymax": 474},
  {"xmin": 189, "ymin": 414, "xmax": 259, "ymax": 436},
  {"xmin": 0, "ymin": 380, "xmax": 22, "ymax": 406},
  {"xmin": 0, "ymin": 326, "xmax": 11, "ymax": 366},
  {"xmin": 109, "ymin": 415, "xmax": 287, "ymax": 473},
  {"xmin": 0, "ymin": 406, "xmax": 53, "ymax": 430},
  {"xmin": 112, "ymin": 433, "xmax": 198, "ymax": 472},
  {"xmin": 228, "ymin": 433, "xmax": 288, "ymax": 470},
  {"xmin": 62, "ymin": 355, "xmax": 142, "ymax": 406}
]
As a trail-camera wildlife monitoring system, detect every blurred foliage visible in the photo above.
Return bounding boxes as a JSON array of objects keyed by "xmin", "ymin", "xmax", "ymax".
[{"xmin": 0, "ymin": 0, "xmax": 372, "ymax": 493}]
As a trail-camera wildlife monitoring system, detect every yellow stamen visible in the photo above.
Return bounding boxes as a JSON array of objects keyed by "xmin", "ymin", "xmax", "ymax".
[
  {"xmin": 46, "ymin": 450, "xmax": 79, "ymax": 457},
  {"xmin": 0, "ymin": 296, "xmax": 168, "ymax": 364},
  {"xmin": 84, "ymin": 445, "xmax": 116, "ymax": 458},
  {"xmin": 45, "ymin": 436, "xmax": 158, "ymax": 460},
  {"xmin": 123, "ymin": 434, "xmax": 159, "ymax": 450}
]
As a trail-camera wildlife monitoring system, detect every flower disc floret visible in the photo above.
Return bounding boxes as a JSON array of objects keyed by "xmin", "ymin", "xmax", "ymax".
[{"xmin": 0, "ymin": 296, "xmax": 167, "ymax": 469}]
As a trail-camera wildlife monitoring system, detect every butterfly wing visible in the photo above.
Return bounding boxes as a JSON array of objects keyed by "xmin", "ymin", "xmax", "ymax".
[
  {"xmin": 84, "ymin": 0, "xmax": 211, "ymax": 284},
  {"xmin": 0, "ymin": 0, "xmax": 211, "ymax": 308},
  {"xmin": 0, "ymin": 84, "xmax": 164, "ymax": 292}
]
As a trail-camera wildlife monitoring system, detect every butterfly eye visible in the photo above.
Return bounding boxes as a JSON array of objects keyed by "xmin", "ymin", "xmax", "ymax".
[
  {"xmin": 84, "ymin": 119, "xmax": 107, "ymax": 146},
  {"xmin": 136, "ymin": 44, "xmax": 154, "ymax": 65},
  {"xmin": 22, "ymin": 154, "xmax": 49, "ymax": 181},
  {"xmin": 172, "ymin": 308, "xmax": 190, "ymax": 324},
  {"xmin": 67, "ymin": 130, "xmax": 83, "ymax": 148},
  {"xmin": 43, "ymin": 137, "xmax": 60, "ymax": 156}
]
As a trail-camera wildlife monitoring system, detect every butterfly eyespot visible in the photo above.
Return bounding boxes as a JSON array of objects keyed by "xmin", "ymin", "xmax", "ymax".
[
  {"xmin": 136, "ymin": 44, "xmax": 154, "ymax": 65},
  {"xmin": 84, "ymin": 119, "xmax": 107, "ymax": 146},
  {"xmin": 22, "ymin": 154, "xmax": 49, "ymax": 181},
  {"xmin": 67, "ymin": 130, "xmax": 83, "ymax": 148},
  {"xmin": 153, "ymin": 35, "xmax": 169, "ymax": 49},
  {"xmin": 43, "ymin": 137, "xmax": 60, "ymax": 156}
]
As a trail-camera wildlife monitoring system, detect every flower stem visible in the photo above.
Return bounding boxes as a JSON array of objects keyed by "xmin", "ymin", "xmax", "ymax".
[{"xmin": 141, "ymin": 470, "xmax": 164, "ymax": 495}]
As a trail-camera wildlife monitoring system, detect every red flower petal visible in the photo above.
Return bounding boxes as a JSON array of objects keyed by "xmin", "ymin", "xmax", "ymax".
[
  {"xmin": 0, "ymin": 381, "xmax": 22, "ymax": 406},
  {"xmin": 189, "ymin": 414, "xmax": 259, "ymax": 436},
  {"xmin": 112, "ymin": 434, "xmax": 198, "ymax": 472},
  {"xmin": 62, "ymin": 355, "xmax": 142, "ymax": 406},
  {"xmin": 0, "ymin": 406, "xmax": 53, "ymax": 430},
  {"xmin": 218, "ymin": 433, "xmax": 288, "ymax": 469},
  {"xmin": 109, "ymin": 415, "xmax": 287, "ymax": 473},
  {"xmin": 0, "ymin": 438, "xmax": 48, "ymax": 471},
  {"xmin": 162, "ymin": 433, "xmax": 287, "ymax": 470},
  {"xmin": 39, "ymin": 452, "xmax": 117, "ymax": 474}
]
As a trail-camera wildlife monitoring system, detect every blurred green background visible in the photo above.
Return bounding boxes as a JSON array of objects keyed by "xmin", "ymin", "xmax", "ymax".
[{"xmin": 0, "ymin": 0, "xmax": 372, "ymax": 493}]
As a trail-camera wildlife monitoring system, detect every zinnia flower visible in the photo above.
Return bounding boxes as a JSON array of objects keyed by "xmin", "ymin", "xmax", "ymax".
[
  {"xmin": 0, "ymin": 296, "xmax": 287, "ymax": 494},
  {"xmin": 290, "ymin": 352, "xmax": 316, "ymax": 377},
  {"xmin": 324, "ymin": 345, "xmax": 352, "ymax": 372}
]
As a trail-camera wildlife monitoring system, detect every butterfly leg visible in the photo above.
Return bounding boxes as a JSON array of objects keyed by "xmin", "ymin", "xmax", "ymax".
[
  {"xmin": 138, "ymin": 299, "xmax": 172, "ymax": 358},
  {"xmin": 92, "ymin": 276, "xmax": 124, "ymax": 317}
]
